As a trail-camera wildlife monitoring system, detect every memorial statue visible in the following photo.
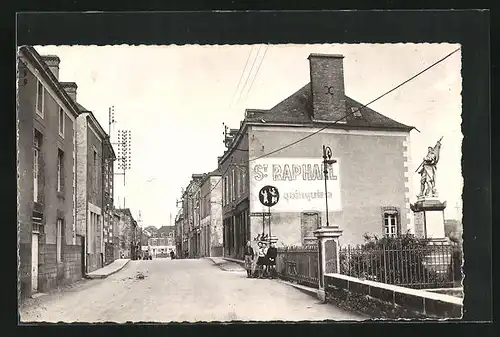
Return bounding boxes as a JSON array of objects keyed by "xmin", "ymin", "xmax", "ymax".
[{"xmin": 416, "ymin": 137, "xmax": 443, "ymax": 198}]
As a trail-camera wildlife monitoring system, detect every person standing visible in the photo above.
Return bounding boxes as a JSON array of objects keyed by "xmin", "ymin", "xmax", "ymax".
[
  {"xmin": 243, "ymin": 241, "xmax": 255, "ymax": 278},
  {"xmin": 256, "ymin": 241, "xmax": 268, "ymax": 278},
  {"xmin": 266, "ymin": 242, "xmax": 278, "ymax": 279}
]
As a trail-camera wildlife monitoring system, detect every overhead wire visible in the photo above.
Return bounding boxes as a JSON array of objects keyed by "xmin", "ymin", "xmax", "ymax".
[
  {"xmin": 234, "ymin": 44, "xmax": 262, "ymax": 107},
  {"xmin": 242, "ymin": 43, "xmax": 269, "ymax": 103},
  {"xmin": 228, "ymin": 45, "xmax": 254, "ymax": 110},
  {"xmin": 189, "ymin": 47, "xmax": 462, "ymax": 204}
]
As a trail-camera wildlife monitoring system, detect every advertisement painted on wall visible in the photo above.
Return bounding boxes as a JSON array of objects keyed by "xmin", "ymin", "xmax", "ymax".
[{"xmin": 249, "ymin": 158, "xmax": 341, "ymax": 213}]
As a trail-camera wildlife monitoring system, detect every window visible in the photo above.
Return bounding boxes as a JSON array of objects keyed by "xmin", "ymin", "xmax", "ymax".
[
  {"xmin": 242, "ymin": 168, "xmax": 247, "ymax": 193},
  {"xmin": 58, "ymin": 107, "xmax": 65, "ymax": 137},
  {"xmin": 382, "ymin": 208, "xmax": 400, "ymax": 237},
  {"xmin": 223, "ymin": 176, "xmax": 229, "ymax": 206},
  {"xmin": 57, "ymin": 149, "xmax": 64, "ymax": 192},
  {"xmin": 33, "ymin": 130, "xmax": 42, "ymax": 202},
  {"xmin": 236, "ymin": 169, "xmax": 241, "ymax": 198},
  {"xmin": 93, "ymin": 150, "xmax": 98, "ymax": 194},
  {"xmin": 231, "ymin": 169, "xmax": 236, "ymax": 201},
  {"xmin": 56, "ymin": 219, "xmax": 63, "ymax": 262},
  {"xmin": 36, "ymin": 81, "xmax": 44, "ymax": 117}
]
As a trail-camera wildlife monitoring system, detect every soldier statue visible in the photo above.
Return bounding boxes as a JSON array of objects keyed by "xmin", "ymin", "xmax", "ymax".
[{"xmin": 416, "ymin": 137, "xmax": 443, "ymax": 198}]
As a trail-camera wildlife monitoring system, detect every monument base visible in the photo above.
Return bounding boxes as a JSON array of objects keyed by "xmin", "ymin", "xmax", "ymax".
[{"xmin": 410, "ymin": 197, "xmax": 447, "ymax": 240}]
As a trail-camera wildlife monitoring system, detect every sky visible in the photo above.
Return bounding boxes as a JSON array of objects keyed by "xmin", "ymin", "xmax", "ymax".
[{"xmin": 34, "ymin": 43, "xmax": 463, "ymax": 227}]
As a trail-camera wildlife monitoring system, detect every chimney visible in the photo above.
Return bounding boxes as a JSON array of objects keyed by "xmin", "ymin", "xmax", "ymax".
[
  {"xmin": 61, "ymin": 82, "xmax": 78, "ymax": 102},
  {"xmin": 308, "ymin": 54, "xmax": 346, "ymax": 122},
  {"xmin": 41, "ymin": 55, "xmax": 61, "ymax": 80}
]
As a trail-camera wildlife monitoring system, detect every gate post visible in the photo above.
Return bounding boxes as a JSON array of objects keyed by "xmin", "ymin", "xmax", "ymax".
[{"xmin": 313, "ymin": 226, "xmax": 343, "ymax": 303}]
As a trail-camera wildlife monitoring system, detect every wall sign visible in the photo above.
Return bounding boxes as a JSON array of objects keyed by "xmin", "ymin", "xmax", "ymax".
[
  {"xmin": 259, "ymin": 185, "xmax": 279, "ymax": 207},
  {"xmin": 250, "ymin": 157, "xmax": 341, "ymax": 213}
]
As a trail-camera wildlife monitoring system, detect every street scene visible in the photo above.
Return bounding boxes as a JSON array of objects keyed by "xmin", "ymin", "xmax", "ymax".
[
  {"xmin": 17, "ymin": 43, "xmax": 463, "ymax": 322},
  {"xmin": 19, "ymin": 259, "xmax": 365, "ymax": 322}
]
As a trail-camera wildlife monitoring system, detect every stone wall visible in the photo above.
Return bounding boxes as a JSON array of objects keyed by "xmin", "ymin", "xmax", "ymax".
[
  {"xmin": 19, "ymin": 243, "xmax": 31, "ymax": 298},
  {"xmin": 105, "ymin": 243, "xmax": 114, "ymax": 264},
  {"xmin": 37, "ymin": 243, "xmax": 83, "ymax": 293},
  {"xmin": 324, "ymin": 273, "xmax": 462, "ymax": 319}
]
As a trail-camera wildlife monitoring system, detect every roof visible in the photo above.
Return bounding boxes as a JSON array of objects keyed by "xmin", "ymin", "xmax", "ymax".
[
  {"xmin": 19, "ymin": 46, "xmax": 80, "ymax": 119},
  {"xmin": 78, "ymin": 109, "xmax": 109, "ymax": 140},
  {"xmin": 115, "ymin": 208, "xmax": 135, "ymax": 221},
  {"xmin": 244, "ymin": 82, "xmax": 413, "ymax": 131}
]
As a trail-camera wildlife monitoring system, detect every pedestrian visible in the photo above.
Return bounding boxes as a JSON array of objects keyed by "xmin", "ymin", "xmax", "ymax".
[
  {"xmin": 243, "ymin": 241, "xmax": 255, "ymax": 278},
  {"xmin": 170, "ymin": 250, "xmax": 175, "ymax": 259},
  {"xmin": 266, "ymin": 241, "xmax": 278, "ymax": 279},
  {"xmin": 256, "ymin": 241, "xmax": 268, "ymax": 279}
]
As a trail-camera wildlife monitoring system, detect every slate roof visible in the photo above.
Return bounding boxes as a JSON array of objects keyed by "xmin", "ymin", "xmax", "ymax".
[{"xmin": 244, "ymin": 82, "xmax": 413, "ymax": 131}]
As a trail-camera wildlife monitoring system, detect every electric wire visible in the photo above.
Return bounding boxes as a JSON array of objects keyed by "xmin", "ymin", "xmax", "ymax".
[{"xmin": 188, "ymin": 47, "xmax": 462, "ymax": 204}]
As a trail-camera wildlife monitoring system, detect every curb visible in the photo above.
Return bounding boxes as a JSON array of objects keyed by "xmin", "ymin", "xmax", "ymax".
[
  {"xmin": 222, "ymin": 257, "xmax": 245, "ymax": 267},
  {"xmin": 277, "ymin": 280, "xmax": 318, "ymax": 297},
  {"xmin": 86, "ymin": 259, "xmax": 130, "ymax": 279}
]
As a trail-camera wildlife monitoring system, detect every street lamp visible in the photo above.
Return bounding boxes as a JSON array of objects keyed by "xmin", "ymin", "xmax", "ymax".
[{"xmin": 322, "ymin": 145, "xmax": 337, "ymax": 227}]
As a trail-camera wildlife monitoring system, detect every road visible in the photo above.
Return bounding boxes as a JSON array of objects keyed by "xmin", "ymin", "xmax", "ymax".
[{"xmin": 19, "ymin": 258, "xmax": 365, "ymax": 322}]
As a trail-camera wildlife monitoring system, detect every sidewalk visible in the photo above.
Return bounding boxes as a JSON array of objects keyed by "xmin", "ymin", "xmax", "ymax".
[
  {"xmin": 206, "ymin": 257, "xmax": 246, "ymax": 272},
  {"xmin": 86, "ymin": 259, "xmax": 130, "ymax": 279}
]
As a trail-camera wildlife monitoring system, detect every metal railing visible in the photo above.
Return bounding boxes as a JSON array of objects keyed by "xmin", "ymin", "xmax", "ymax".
[
  {"xmin": 276, "ymin": 245, "xmax": 319, "ymax": 289},
  {"xmin": 339, "ymin": 241, "xmax": 462, "ymax": 289}
]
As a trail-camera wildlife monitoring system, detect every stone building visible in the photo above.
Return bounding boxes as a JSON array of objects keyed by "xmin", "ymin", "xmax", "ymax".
[
  {"xmin": 75, "ymin": 108, "xmax": 110, "ymax": 273},
  {"xmin": 219, "ymin": 53, "xmax": 414, "ymax": 259},
  {"xmin": 174, "ymin": 209, "xmax": 183, "ymax": 257},
  {"xmin": 181, "ymin": 174, "xmax": 204, "ymax": 258},
  {"xmin": 199, "ymin": 169, "xmax": 223, "ymax": 257},
  {"xmin": 17, "ymin": 46, "xmax": 82, "ymax": 298},
  {"xmin": 115, "ymin": 208, "xmax": 137, "ymax": 259}
]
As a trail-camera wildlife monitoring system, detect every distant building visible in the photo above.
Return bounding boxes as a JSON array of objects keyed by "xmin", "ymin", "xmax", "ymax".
[
  {"xmin": 182, "ymin": 174, "xmax": 205, "ymax": 258},
  {"xmin": 115, "ymin": 208, "xmax": 138, "ymax": 259},
  {"xmin": 174, "ymin": 210, "xmax": 184, "ymax": 257},
  {"xmin": 199, "ymin": 169, "xmax": 223, "ymax": 257},
  {"xmin": 218, "ymin": 53, "xmax": 414, "ymax": 259},
  {"xmin": 17, "ymin": 47, "xmax": 82, "ymax": 298}
]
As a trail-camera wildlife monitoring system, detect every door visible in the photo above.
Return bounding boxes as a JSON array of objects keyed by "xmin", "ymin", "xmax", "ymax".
[{"xmin": 31, "ymin": 233, "xmax": 38, "ymax": 292}]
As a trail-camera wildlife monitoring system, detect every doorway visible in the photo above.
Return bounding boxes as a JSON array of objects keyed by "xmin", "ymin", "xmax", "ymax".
[{"xmin": 31, "ymin": 233, "xmax": 39, "ymax": 293}]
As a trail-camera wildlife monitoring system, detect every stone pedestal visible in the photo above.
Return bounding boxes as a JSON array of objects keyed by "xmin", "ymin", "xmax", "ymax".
[
  {"xmin": 411, "ymin": 197, "xmax": 447, "ymax": 240},
  {"xmin": 313, "ymin": 226, "xmax": 343, "ymax": 303}
]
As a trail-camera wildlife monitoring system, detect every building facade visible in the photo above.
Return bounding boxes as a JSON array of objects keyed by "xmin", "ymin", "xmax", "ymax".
[
  {"xmin": 219, "ymin": 53, "xmax": 414, "ymax": 259},
  {"xmin": 17, "ymin": 47, "xmax": 83, "ymax": 298},
  {"xmin": 115, "ymin": 208, "xmax": 138, "ymax": 259},
  {"xmin": 199, "ymin": 170, "xmax": 223, "ymax": 257},
  {"xmin": 76, "ymin": 110, "xmax": 109, "ymax": 273},
  {"xmin": 174, "ymin": 210, "xmax": 184, "ymax": 257},
  {"xmin": 102, "ymin": 138, "xmax": 116, "ymax": 265},
  {"xmin": 181, "ymin": 174, "xmax": 204, "ymax": 258}
]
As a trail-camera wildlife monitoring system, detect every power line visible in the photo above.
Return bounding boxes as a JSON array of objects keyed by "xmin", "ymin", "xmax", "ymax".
[
  {"xmin": 248, "ymin": 46, "xmax": 461, "ymax": 162},
  {"xmin": 185, "ymin": 47, "xmax": 461, "ymax": 205},
  {"xmin": 235, "ymin": 44, "xmax": 262, "ymax": 107},
  {"xmin": 242, "ymin": 44, "xmax": 269, "ymax": 103},
  {"xmin": 229, "ymin": 46, "xmax": 254, "ymax": 110}
]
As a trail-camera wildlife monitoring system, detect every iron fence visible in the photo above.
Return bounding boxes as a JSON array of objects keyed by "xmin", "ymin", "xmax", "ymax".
[
  {"xmin": 276, "ymin": 245, "xmax": 319, "ymax": 288},
  {"xmin": 339, "ymin": 241, "xmax": 462, "ymax": 289}
]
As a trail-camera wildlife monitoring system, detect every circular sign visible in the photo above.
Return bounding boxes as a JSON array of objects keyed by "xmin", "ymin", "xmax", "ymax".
[{"xmin": 259, "ymin": 185, "xmax": 280, "ymax": 207}]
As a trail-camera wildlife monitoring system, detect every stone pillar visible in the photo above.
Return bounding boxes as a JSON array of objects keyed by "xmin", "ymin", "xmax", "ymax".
[
  {"xmin": 411, "ymin": 197, "xmax": 447, "ymax": 241},
  {"xmin": 313, "ymin": 226, "xmax": 343, "ymax": 303}
]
